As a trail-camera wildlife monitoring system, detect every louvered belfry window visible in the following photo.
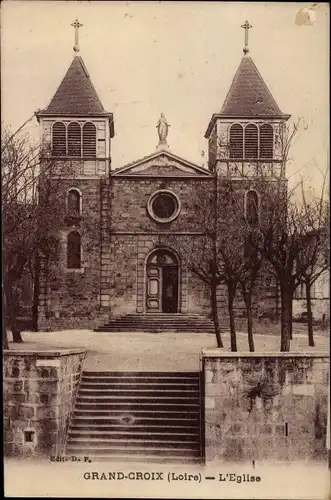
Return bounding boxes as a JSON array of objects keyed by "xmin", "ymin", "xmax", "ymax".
[
  {"xmin": 229, "ymin": 124, "xmax": 243, "ymax": 159},
  {"xmin": 67, "ymin": 189, "xmax": 81, "ymax": 215},
  {"xmin": 67, "ymin": 231, "xmax": 81, "ymax": 269},
  {"xmin": 246, "ymin": 190, "xmax": 259, "ymax": 226},
  {"xmin": 259, "ymin": 124, "xmax": 273, "ymax": 159},
  {"xmin": 244, "ymin": 124, "xmax": 258, "ymax": 159},
  {"xmin": 68, "ymin": 122, "xmax": 81, "ymax": 156},
  {"xmin": 52, "ymin": 122, "xmax": 66, "ymax": 156},
  {"xmin": 83, "ymin": 122, "xmax": 96, "ymax": 157}
]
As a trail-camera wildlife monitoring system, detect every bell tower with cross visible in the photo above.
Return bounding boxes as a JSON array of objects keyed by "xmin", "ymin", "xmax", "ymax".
[
  {"xmin": 35, "ymin": 20, "xmax": 115, "ymax": 330},
  {"xmin": 204, "ymin": 20, "xmax": 290, "ymax": 179}
]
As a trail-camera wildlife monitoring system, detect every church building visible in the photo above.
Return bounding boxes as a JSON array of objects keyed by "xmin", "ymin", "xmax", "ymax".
[{"xmin": 35, "ymin": 20, "xmax": 290, "ymax": 331}]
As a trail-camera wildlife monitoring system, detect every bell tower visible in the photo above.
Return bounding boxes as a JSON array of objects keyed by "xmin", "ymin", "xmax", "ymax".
[
  {"xmin": 35, "ymin": 20, "xmax": 115, "ymax": 329},
  {"xmin": 204, "ymin": 21, "xmax": 290, "ymax": 180}
]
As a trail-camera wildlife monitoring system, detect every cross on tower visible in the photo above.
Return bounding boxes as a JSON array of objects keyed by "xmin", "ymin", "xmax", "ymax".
[
  {"xmin": 241, "ymin": 20, "xmax": 252, "ymax": 55},
  {"xmin": 71, "ymin": 18, "xmax": 83, "ymax": 53}
]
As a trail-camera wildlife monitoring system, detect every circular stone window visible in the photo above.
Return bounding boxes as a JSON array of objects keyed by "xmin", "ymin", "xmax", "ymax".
[{"xmin": 147, "ymin": 190, "xmax": 181, "ymax": 223}]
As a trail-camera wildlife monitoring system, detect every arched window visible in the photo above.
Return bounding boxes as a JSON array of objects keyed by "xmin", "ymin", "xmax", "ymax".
[
  {"xmin": 52, "ymin": 122, "xmax": 66, "ymax": 156},
  {"xmin": 67, "ymin": 231, "xmax": 81, "ymax": 269},
  {"xmin": 67, "ymin": 189, "xmax": 81, "ymax": 215},
  {"xmin": 83, "ymin": 122, "xmax": 96, "ymax": 157},
  {"xmin": 245, "ymin": 190, "xmax": 259, "ymax": 226},
  {"xmin": 259, "ymin": 124, "xmax": 273, "ymax": 159},
  {"xmin": 244, "ymin": 124, "xmax": 258, "ymax": 159},
  {"xmin": 68, "ymin": 122, "xmax": 81, "ymax": 156},
  {"xmin": 229, "ymin": 124, "xmax": 243, "ymax": 159}
]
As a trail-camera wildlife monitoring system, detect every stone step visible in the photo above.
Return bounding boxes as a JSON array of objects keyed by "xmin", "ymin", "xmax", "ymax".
[
  {"xmin": 95, "ymin": 328, "xmax": 215, "ymax": 333},
  {"xmin": 71, "ymin": 417, "xmax": 200, "ymax": 426},
  {"xmin": 67, "ymin": 438, "xmax": 200, "ymax": 449},
  {"xmin": 78, "ymin": 389, "xmax": 199, "ymax": 396},
  {"xmin": 77, "ymin": 395, "xmax": 199, "ymax": 402},
  {"xmin": 73, "ymin": 409, "xmax": 199, "ymax": 418},
  {"xmin": 70, "ymin": 422, "xmax": 199, "ymax": 431},
  {"xmin": 75, "ymin": 403, "xmax": 199, "ymax": 412},
  {"xmin": 66, "ymin": 446, "xmax": 201, "ymax": 457},
  {"xmin": 79, "ymin": 384, "xmax": 199, "ymax": 392},
  {"xmin": 66, "ymin": 370, "xmax": 202, "ymax": 464},
  {"xmin": 68, "ymin": 430, "xmax": 200, "ymax": 440},
  {"xmin": 82, "ymin": 371, "xmax": 199, "ymax": 377},
  {"xmin": 94, "ymin": 313, "xmax": 220, "ymax": 333}
]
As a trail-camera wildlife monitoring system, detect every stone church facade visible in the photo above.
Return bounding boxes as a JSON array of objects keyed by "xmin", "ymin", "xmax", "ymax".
[{"xmin": 35, "ymin": 38, "xmax": 290, "ymax": 331}]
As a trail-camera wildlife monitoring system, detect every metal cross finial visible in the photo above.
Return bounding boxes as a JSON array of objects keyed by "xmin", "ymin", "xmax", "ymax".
[
  {"xmin": 71, "ymin": 19, "xmax": 83, "ymax": 53},
  {"xmin": 241, "ymin": 20, "xmax": 252, "ymax": 55}
]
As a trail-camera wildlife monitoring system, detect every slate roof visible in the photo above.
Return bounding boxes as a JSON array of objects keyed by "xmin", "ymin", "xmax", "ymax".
[
  {"xmin": 220, "ymin": 56, "xmax": 284, "ymax": 117},
  {"xmin": 205, "ymin": 55, "xmax": 290, "ymax": 137},
  {"xmin": 37, "ymin": 55, "xmax": 109, "ymax": 116}
]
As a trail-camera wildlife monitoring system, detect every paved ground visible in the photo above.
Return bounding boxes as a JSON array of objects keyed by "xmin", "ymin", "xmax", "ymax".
[{"xmin": 7, "ymin": 329, "xmax": 329, "ymax": 372}]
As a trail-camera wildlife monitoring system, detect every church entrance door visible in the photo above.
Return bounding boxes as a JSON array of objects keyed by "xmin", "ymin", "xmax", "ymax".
[{"xmin": 145, "ymin": 249, "xmax": 179, "ymax": 313}]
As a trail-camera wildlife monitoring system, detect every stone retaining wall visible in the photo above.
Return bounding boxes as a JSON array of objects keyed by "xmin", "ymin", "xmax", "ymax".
[
  {"xmin": 201, "ymin": 350, "xmax": 329, "ymax": 464},
  {"xmin": 3, "ymin": 349, "xmax": 86, "ymax": 457}
]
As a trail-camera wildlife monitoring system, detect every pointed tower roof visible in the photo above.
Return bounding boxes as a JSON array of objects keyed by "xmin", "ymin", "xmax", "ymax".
[
  {"xmin": 220, "ymin": 56, "xmax": 284, "ymax": 117},
  {"xmin": 37, "ymin": 55, "xmax": 109, "ymax": 116},
  {"xmin": 205, "ymin": 55, "xmax": 290, "ymax": 138}
]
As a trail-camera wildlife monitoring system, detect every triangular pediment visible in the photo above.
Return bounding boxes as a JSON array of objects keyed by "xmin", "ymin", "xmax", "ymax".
[{"xmin": 113, "ymin": 150, "xmax": 211, "ymax": 177}]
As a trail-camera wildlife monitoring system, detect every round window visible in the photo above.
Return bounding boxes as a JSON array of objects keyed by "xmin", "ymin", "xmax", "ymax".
[{"xmin": 147, "ymin": 190, "xmax": 180, "ymax": 223}]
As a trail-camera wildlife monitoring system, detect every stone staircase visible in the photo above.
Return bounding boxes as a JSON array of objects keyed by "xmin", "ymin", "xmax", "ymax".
[
  {"xmin": 65, "ymin": 371, "xmax": 202, "ymax": 463},
  {"xmin": 95, "ymin": 313, "xmax": 220, "ymax": 333}
]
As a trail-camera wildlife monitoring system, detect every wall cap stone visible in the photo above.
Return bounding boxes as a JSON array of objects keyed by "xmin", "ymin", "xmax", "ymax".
[
  {"xmin": 201, "ymin": 349, "xmax": 328, "ymax": 359},
  {"xmin": 3, "ymin": 349, "xmax": 86, "ymax": 358}
]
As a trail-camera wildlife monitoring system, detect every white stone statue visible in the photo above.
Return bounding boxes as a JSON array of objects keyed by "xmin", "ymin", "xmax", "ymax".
[{"xmin": 156, "ymin": 113, "xmax": 170, "ymax": 145}]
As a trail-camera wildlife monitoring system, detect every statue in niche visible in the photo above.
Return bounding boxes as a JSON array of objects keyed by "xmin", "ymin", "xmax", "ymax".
[{"xmin": 156, "ymin": 113, "xmax": 170, "ymax": 145}]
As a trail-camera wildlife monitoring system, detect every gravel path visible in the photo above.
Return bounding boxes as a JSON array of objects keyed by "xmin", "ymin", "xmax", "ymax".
[{"xmin": 7, "ymin": 329, "xmax": 329, "ymax": 372}]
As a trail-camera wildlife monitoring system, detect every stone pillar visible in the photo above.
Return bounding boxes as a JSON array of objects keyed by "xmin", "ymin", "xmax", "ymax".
[{"xmin": 99, "ymin": 177, "xmax": 111, "ymax": 315}]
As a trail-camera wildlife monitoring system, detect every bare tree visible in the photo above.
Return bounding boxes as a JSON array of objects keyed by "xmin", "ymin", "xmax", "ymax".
[
  {"xmin": 2, "ymin": 122, "xmax": 70, "ymax": 344},
  {"xmin": 168, "ymin": 182, "xmax": 224, "ymax": 348},
  {"xmin": 294, "ymin": 180, "xmax": 329, "ymax": 346}
]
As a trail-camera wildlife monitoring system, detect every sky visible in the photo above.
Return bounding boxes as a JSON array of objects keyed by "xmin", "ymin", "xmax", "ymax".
[{"xmin": 1, "ymin": 1, "xmax": 329, "ymax": 193}]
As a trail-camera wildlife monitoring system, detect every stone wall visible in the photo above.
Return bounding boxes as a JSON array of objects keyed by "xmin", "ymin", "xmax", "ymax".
[
  {"xmin": 3, "ymin": 349, "xmax": 86, "ymax": 457},
  {"xmin": 202, "ymin": 351, "xmax": 329, "ymax": 463},
  {"xmin": 111, "ymin": 177, "xmax": 212, "ymax": 233},
  {"xmin": 38, "ymin": 178, "xmax": 104, "ymax": 331}
]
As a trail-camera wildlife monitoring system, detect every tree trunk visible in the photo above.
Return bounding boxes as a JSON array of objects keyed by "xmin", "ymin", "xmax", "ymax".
[
  {"xmin": 3, "ymin": 329, "xmax": 9, "ymax": 349},
  {"xmin": 275, "ymin": 279, "xmax": 280, "ymax": 321},
  {"xmin": 32, "ymin": 258, "xmax": 40, "ymax": 331},
  {"xmin": 3, "ymin": 287, "xmax": 9, "ymax": 349},
  {"xmin": 242, "ymin": 287, "xmax": 254, "ymax": 352},
  {"xmin": 227, "ymin": 283, "xmax": 237, "ymax": 352},
  {"xmin": 306, "ymin": 281, "xmax": 314, "ymax": 347},
  {"xmin": 289, "ymin": 296, "xmax": 293, "ymax": 340},
  {"xmin": 211, "ymin": 281, "xmax": 223, "ymax": 348},
  {"xmin": 7, "ymin": 286, "xmax": 23, "ymax": 343},
  {"xmin": 280, "ymin": 284, "xmax": 291, "ymax": 352}
]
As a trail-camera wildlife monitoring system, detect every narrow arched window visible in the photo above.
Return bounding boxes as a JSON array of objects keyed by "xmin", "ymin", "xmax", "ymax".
[
  {"xmin": 259, "ymin": 124, "xmax": 273, "ymax": 159},
  {"xmin": 67, "ymin": 231, "xmax": 81, "ymax": 269},
  {"xmin": 244, "ymin": 124, "xmax": 258, "ymax": 159},
  {"xmin": 67, "ymin": 189, "xmax": 81, "ymax": 215},
  {"xmin": 52, "ymin": 122, "xmax": 66, "ymax": 156},
  {"xmin": 245, "ymin": 190, "xmax": 259, "ymax": 226},
  {"xmin": 83, "ymin": 122, "xmax": 96, "ymax": 157},
  {"xmin": 68, "ymin": 122, "xmax": 81, "ymax": 156},
  {"xmin": 229, "ymin": 124, "xmax": 243, "ymax": 159}
]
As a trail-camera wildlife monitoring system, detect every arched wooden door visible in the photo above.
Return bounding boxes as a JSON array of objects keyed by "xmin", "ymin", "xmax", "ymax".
[{"xmin": 146, "ymin": 249, "xmax": 179, "ymax": 313}]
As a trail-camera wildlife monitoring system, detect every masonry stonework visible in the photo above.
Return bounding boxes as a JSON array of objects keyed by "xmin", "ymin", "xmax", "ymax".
[
  {"xmin": 202, "ymin": 351, "xmax": 329, "ymax": 463},
  {"xmin": 3, "ymin": 350, "xmax": 86, "ymax": 457}
]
